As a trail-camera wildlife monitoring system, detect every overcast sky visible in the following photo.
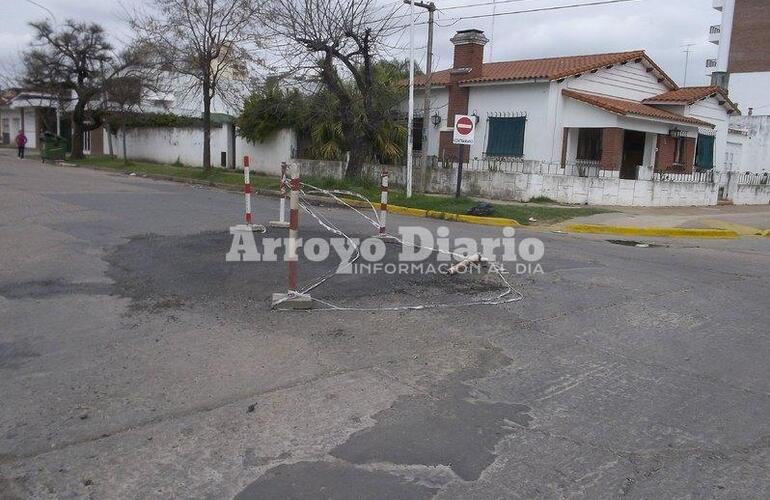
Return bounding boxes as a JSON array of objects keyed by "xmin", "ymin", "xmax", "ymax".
[{"xmin": 2, "ymin": 0, "xmax": 721, "ymax": 87}]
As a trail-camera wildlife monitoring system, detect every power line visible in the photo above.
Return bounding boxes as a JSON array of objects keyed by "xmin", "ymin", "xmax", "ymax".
[
  {"xmin": 24, "ymin": 0, "xmax": 56, "ymax": 22},
  {"xmin": 391, "ymin": 0, "xmax": 644, "ymax": 30},
  {"xmin": 434, "ymin": 0, "xmax": 643, "ymax": 24},
  {"xmin": 439, "ymin": 0, "xmax": 538, "ymax": 12}
]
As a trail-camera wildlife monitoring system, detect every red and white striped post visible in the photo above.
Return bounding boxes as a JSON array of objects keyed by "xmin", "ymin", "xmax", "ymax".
[
  {"xmin": 269, "ymin": 162, "xmax": 290, "ymax": 228},
  {"xmin": 379, "ymin": 170, "xmax": 389, "ymax": 237},
  {"xmin": 237, "ymin": 155, "xmax": 265, "ymax": 233},
  {"xmin": 244, "ymin": 164, "xmax": 253, "ymax": 226},
  {"xmin": 287, "ymin": 166, "xmax": 300, "ymax": 291},
  {"xmin": 272, "ymin": 163, "xmax": 312, "ymax": 309}
]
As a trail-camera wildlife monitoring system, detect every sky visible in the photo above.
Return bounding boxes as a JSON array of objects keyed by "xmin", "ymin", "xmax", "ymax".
[{"xmin": 2, "ymin": 0, "xmax": 722, "ymax": 87}]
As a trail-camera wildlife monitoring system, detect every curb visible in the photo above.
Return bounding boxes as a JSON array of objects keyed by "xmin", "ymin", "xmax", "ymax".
[
  {"xmin": 388, "ymin": 205, "xmax": 521, "ymax": 227},
  {"xmin": 564, "ymin": 224, "xmax": 739, "ymax": 239}
]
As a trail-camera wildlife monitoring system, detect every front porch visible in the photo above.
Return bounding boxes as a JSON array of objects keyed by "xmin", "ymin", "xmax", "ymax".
[{"xmin": 560, "ymin": 90, "xmax": 718, "ymax": 180}]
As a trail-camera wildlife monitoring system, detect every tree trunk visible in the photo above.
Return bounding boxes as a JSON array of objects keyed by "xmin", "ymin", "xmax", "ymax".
[
  {"xmin": 71, "ymin": 118, "xmax": 84, "ymax": 160},
  {"xmin": 106, "ymin": 124, "xmax": 114, "ymax": 157},
  {"xmin": 345, "ymin": 140, "xmax": 366, "ymax": 179},
  {"xmin": 122, "ymin": 126, "xmax": 128, "ymax": 165},
  {"xmin": 202, "ymin": 81, "xmax": 212, "ymax": 172}
]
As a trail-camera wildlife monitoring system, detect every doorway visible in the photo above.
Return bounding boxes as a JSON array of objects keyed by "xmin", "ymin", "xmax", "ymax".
[{"xmin": 620, "ymin": 130, "xmax": 646, "ymax": 180}]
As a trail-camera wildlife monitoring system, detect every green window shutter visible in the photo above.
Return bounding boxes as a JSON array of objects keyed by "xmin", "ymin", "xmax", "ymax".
[
  {"xmin": 695, "ymin": 134, "xmax": 715, "ymax": 169},
  {"xmin": 486, "ymin": 117, "xmax": 526, "ymax": 157}
]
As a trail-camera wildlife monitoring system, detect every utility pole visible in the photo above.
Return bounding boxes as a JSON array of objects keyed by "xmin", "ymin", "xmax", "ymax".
[
  {"xmin": 404, "ymin": 0, "xmax": 436, "ymax": 196},
  {"xmin": 406, "ymin": 0, "xmax": 415, "ymax": 198}
]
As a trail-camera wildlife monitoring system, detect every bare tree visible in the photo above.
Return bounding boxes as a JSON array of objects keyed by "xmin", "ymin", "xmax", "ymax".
[
  {"xmin": 104, "ymin": 76, "xmax": 146, "ymax": 164},
  {"xmin": 131, "ymin": 0, "xmax": 261, "ymax": 171},
  {"xmin": 22, "ymin": 20, "xmax": 140, "ymax": 159},
  {"xmin": 266, "ymin": 0, "xmax": 403, "ymax": 178}
]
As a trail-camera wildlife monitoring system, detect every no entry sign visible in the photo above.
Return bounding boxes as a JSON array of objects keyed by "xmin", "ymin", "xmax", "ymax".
[{"xmin": 453, "ymin": 115, "xmax": 476, "ymax": 145}]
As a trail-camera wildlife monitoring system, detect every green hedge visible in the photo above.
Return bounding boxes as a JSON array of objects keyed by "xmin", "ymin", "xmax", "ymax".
[{"xmin": 105, "ymin": 112, "xmax": 222, "ymax": 130}]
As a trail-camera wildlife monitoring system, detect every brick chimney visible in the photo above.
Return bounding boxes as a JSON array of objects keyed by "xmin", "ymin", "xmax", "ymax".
[{"xmin": 440, "ymin": 29, "xmax": 489, "ymax": 160}]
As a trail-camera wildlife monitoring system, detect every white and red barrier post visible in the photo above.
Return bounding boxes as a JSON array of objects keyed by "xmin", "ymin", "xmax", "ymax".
[
  {"xmin": 272, "ymin": 164, "xmax": 312, "ymax": 309},
  {"xmin": 379, "ymin": 170, "xmax": 389, "ymax": 237},
  {"xmin": 244, "ymin": 163, "xmax": 253, "ymax": 226},
  {"xmin": 287, "ymin": 167, "xmax": 300, "ymax": 291},
  {"xmin": 237, "ymin": 155, "xmax": 265, "ymax": 233},
  {"xmin": 269, "ymin": 162, "xmax": 290, "ymax": 228}
]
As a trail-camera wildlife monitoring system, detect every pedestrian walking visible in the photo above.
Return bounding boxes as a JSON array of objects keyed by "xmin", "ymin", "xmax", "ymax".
[{"xmin": 15, "ymin": 130, "xmax": 28, "ymax": 159}]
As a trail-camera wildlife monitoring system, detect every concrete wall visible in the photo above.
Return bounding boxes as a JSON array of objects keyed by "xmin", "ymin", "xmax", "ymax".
[
  {"xmin": 110, "ymin": 126, "xmax": 296, "ymax": 172},
  {"xmin": 295, "ymin": 158, "xmax": 722, "ymax": 207},
  {"xmin": 236, "ymin": 129, "xmax": 297, "ymax": 175},
  {"xmin": 725, "ymin": 171, "xmax": 770, "ymax": 205},
  {"xmin": 730, "ymin": 183, "xmax": 770, "ymax": 205},
  {"xmin": 729, "ymin": 115, "xmax": 770, "ymax": 175}
]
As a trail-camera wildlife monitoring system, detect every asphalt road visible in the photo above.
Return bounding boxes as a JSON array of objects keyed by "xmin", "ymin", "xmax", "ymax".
[{"xmin": 1, "ymin": 150, "xmax": 769, "ymax": 499}]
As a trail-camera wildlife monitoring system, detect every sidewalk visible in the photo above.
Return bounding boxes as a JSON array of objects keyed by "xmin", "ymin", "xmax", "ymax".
[{"xmin": 559, "ymin": 204, "xmax": 770, "ymax": 238}]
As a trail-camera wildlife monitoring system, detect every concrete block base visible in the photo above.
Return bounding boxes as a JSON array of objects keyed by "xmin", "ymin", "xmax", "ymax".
[
  {"xmin": 232, "ymin": 224, "xmax": 267, "ymax": 233},
  {"xmin": 271, "ymin": 293, "xmax": 314, "ymax": 310},
  {"xmin": 269, "ymin": 221, "xmax": 290, "ymax": 229}
]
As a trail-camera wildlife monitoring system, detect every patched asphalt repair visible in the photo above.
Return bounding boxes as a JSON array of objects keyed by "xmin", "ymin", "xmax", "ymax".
[
  {"xmin": 236, "ymin": 349, "xmax": 533, "ymax": 499},
  {"xmin": 2, "ymin": 156, "xmax": 770, "ymax": 499}
]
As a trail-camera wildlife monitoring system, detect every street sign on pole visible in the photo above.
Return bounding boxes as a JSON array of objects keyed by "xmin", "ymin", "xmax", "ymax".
[
  {"xmin": 452, "ymin": 115, "xmax": 475, "ymax": 198},
  {"xmin": 453, "ymin": 115, "xmax": 476, "ymax": 145}
]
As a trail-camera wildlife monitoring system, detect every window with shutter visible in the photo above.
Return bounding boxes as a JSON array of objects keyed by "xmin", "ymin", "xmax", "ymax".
[
  {"xmin": 486, "ymin": 117, "xmax": 526, "ymax": 157},
  {"xmin": 695, "ymin": 134, "xmax": 715, "ymax": 169}
]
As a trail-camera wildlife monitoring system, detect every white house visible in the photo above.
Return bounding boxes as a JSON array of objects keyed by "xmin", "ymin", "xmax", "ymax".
[
  {"xmin": 0, "ymin": 81, "xmax": 296, "ymax": 173},
  {"xmin": 411, "ymin": 29, "xmax": 740, "ymax": 180},
  {"xmin": 0, "ymin": 90, "xmax": 63, "ymax": 150}
]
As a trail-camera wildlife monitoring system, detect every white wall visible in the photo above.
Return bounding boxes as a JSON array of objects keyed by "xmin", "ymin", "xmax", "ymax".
[
  {"xmin": 465, "ymin": 82, "xmax": 551, "ymax": 160},
  {"xmin": 685, "ymin": 97, "xmax": 731, "ymax": 170},
  {"xmin": 564, "ymin": 60, "xmax": 672, "ymax": 101},
  {"xmin": 0, "ymin": 108, "xmax": 38, "ymax": 149},
  {"xmin": 422, "ymin": 169, "xmax": 719, "ymax": 207},
  {"xmin": 729, "ymin": 115, "xmax": 770, "ymax": 175},
  {"xmin": 730, "ymin": 183, "xmax": 770, "ymax": 205},
  {"xmin": 114, "ymin": 125, "xmax": 296, "ymax": 173},
  {"xmin": 236, "ymin": 129, "xmax": 297, "ymax": 175},
  {"xmin": 297, "ymin": 158, "xmax": 724, "ymax": 207},
  {"xmin": 407, "ymin": 87, "xmax": 449, "ymax": 158}
]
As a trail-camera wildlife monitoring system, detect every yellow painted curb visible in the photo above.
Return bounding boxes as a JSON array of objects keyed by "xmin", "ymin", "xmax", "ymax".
[
  {"xmin": 390, "ymin": 205, "xmax": 521, "ymax": 227},
  {"xmin": 457, "ymin": 214, "xmax": 522, "ymax": 227},
  {"xmin": 390, "ymin": 205, "xmax": 429, "ymax": 218},
  {"xmin": 565, "ymin": 224, "xmax": 739, "ymax": 239},
  {"xmin": 338, "ymin": 198, "xmax": 372, "ymax": 209},
  {"xmin": 701, "ymin": 219, "xmax": 764, "ymax": 236},
  {"xmin": 328, "ymin": 199, "xmax": 522, "ymax": 227}
]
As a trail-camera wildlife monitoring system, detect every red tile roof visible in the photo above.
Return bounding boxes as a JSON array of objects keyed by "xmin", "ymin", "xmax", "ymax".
[
  {"xmin": 414, "ymin": 50, "xmax": 677, "ymax": 88},
  {"xmin": 643, "ymin": 86, "xmax": 740, "ymax": 113},
  {"xmin": 562, "ymin": 89, "xmax": 715, "ymax": 128}
]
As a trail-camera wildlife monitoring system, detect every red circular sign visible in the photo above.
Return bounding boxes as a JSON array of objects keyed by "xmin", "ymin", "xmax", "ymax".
[{"xmin": 456, "ymin": 116, "xmax": 474, "ymax": 135}]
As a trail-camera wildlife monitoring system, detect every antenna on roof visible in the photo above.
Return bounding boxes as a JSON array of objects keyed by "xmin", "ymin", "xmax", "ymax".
[
  {"xmin": 488, "ymin": 0, "xmax": 497, "ymax": 62},
  {"xmin": 682, "ymin": 42, "xmax": 696, "ymax": 87}
]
